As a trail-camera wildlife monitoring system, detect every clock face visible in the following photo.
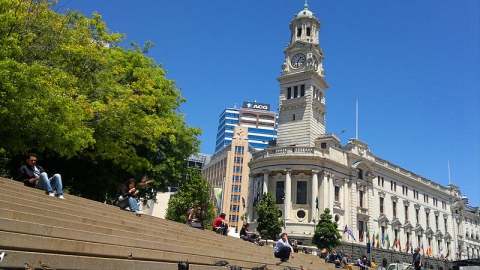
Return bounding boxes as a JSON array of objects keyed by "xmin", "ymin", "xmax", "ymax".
[
  {"xmin": 291, "ymin": 53, "xmax": 306, "ymax": 68},
  {"xmin": 313, "ymin": 55, "xmax": 318, "ymax": 70}
]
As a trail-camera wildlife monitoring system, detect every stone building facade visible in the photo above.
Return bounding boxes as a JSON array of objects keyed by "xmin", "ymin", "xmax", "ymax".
[{"xmin": 247, "ymin": 3, "xmax": 480, "ymax": 261}]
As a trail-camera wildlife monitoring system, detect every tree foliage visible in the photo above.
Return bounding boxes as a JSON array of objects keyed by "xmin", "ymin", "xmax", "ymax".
[
  {"xmin": 165, "ymin": 167, "xmax": 215, "ymax": 229},
  {"xmin": 254, "ymin": 192, "xmax": 283, "ymax": 241},
  {"xmin": 312, "ymin": 208, "xmax": 342, "ymax": 251},
  {"xmin": 0, "ymin": 0, "xmax": 201, "ymax": 201}
]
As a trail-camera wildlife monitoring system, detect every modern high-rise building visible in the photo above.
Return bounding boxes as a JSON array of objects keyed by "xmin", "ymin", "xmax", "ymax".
[{"xmin": 215, "ymin": 101, "xmax": 277, "ymax": 152}]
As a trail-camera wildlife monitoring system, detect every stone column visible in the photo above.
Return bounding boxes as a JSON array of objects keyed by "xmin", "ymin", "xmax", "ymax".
[
  {"xmin": 247, "ymin": 173, "xmax": 255, "ymax": 222},
  {"xmin": 311, "ymin": 169, "xmax": 319, "ymax": 223},
  {"xmin": 262, "ymin": 170, "xmax": 269, "ymax": 195},
  {"xmin": 284, "ymin": 169, "xmax": 292, "ymax": 224}
]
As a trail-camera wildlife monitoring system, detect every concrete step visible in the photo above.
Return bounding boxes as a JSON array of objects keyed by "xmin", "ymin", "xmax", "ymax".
[{"xmin": 0, "ymin": 177, "xmax": 329, "ymax": 269}]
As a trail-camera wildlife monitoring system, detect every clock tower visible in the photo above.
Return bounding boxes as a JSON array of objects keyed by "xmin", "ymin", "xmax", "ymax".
[{"xmin": 276, "ymin": 3, "xmax": 328, "ymax": 147}]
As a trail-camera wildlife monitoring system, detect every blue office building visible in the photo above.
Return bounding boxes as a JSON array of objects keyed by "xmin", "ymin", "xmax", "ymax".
[{"xmin": 215, "ymin": 101, "xmax": 278, "ymax": 152}]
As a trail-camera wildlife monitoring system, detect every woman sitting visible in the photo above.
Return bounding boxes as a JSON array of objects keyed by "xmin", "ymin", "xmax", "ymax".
[
  {"xmin": 114, "ymin": 178, "xmax": 143, "ymax": 215},
  {"xmin": 240, "ymin": 223, "xmax": 257, "ymax": 242}
]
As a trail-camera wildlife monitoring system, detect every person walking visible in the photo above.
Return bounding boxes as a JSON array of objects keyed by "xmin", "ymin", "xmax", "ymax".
[{"xmin": 412, "ymin": 248, "xmax": 423, "ymax": 270}]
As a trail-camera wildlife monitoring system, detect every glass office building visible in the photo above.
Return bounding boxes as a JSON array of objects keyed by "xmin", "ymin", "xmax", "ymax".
[{"xmin": 215, "ymin": 101, "xmax": 278, "ymax": 152}]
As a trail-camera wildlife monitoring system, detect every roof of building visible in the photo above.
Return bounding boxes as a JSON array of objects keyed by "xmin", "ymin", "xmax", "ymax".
[{"xmin": 296, "ymin": 4, "xmax": 315, "ymax": 19}]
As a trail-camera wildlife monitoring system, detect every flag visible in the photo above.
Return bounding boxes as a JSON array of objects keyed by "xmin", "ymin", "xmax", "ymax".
[
  {"xmin": 344, "ymin": 225, "xmax": 356, "ymax": 241},
  {"xmin": 421, "ymin": 243, "xmax": 424, "ymax": 256},
  {"xmin": 426, "ymin": 245, "xmax": 431, "ymax": 256},
  {"xmin": 406, "ymin": 241, "xmax": 410, "ymax": 253},
  {"xmin": 410, "ymin": 242, "xmax": 414, "ymax": 254},
  {"xmin": 381, "ymin": 234, "xmax": 385, "ymax": 247},
  {"xmin": 439, "ymin": 247, "xmax": 444, "ymax": 259},
  {"xmin": 446, "ymin": 250, "xmax": 450, "ymax": 258},
  {"xmin": 359, "ymin": 231, "xmax": 364, "ymax": 242},
  {"xmin": 386, "ymin": 234, "xmax": 390, "ymax": 250},
  {"xmin": 398, "ymin": 240, "xmax": 402, "ymax": 253},
  {"xmin": 377, "ymin": 234, "xmax": 380, "ymax": 248},
  {"xmin": 366, "ymin": 231, "xmax": 370, "ymax": 243}
]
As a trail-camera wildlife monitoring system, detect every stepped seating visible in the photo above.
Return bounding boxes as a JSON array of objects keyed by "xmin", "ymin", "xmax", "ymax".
[{"xmin": 0, "ymin": 177, "xmax": 333, "ymax": 269}]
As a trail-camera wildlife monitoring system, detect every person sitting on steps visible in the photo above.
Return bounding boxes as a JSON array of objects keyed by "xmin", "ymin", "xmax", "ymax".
[
  {"xmin": 240, "ymin": 223, "xmax": 258, "ymax": 242},
  {"xmin": 186, "ymin": 204, "xmax": 202, "ymax": 228},
  {"xmin": 113, "ymin": 178, "xmax": 143, "ymax": 215},
  {"xmin": 274, "ymin": 233, "xmax": 295, "ymax": 265},
  {"xmin": 16, "ymin": 153, "xmax": 65, "ymax": 199},
  {"xmin": 212, "ymin": 213, "xmax": 230, "ymax": 235}
]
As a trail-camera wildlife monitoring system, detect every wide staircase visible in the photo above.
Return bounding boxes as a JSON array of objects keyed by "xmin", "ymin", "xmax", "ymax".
[{"xmin": 0, "ymin": 177, "xmax": 335, "ymax": 270}]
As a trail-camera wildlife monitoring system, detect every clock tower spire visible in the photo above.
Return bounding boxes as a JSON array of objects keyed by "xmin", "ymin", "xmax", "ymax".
[{"xmin": 276, "ymin": 3, "xmax": 328, "ymax": 147}]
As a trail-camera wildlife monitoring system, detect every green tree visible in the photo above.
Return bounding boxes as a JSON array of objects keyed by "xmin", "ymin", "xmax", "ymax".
[
  {"xmin": 312, "ymin": 208, "xmax": 342, "ymax": 251},
  {"xmin": 254, "ymin": 192, "xmax": 283, "ymax": 242},
  {"xmin": 165, "ymin": 167, "xmax": 215, "ymax": 230},
  {"xmin": 0, "ymin": 0, "xmax": 201, "ymax": 201}
]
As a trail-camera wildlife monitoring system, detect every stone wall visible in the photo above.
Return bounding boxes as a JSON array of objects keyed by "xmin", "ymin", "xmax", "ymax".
[{"xmin": 335, "ymin": 243, "xmax": 454, "ymax": 270}]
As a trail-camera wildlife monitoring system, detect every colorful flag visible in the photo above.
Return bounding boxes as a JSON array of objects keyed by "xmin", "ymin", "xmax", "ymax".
[
  {"xmin": 439, "ymin": 247, "xmax": 444, "ymax": 258},
  {"xmin": 446, "ymin": 250, "xmax": 450, "ymax": 258},
  {"xmin": 406, "ymin": 240, "xmax": 410, "ymax": 253},
  {"xmin": 398, "ymin": 240, "xmax": 402, "ymax": 252},
  {"xmin": 421, "ymin": 243, "xmax": 425, "ymax": 256},
  {"xmin": 377, "ymin": 234, "xmax": 380, "ymax": 248},
  {"xmin": 410, "ymin": 242, "xmax": 414, "ymax": 254},
  {"xmin": 426, "ymin": 245, "xmax": 431, "ymax": 256},
  {"xmin": 344, "ymin": 225, "xmax": 356, "ymax": 241},
  {"xmin": 381, "ymin": 234, "xmax": 385, "ymax": 247},
  {"xmin": 366, "ymin": 231, "xmax": 370, "ymax": 243}
]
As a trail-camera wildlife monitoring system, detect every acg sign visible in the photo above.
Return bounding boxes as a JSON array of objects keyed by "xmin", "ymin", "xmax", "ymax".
[{"xmin": 242, "ymin": 101, "xmax": 270, "ymax": 111}]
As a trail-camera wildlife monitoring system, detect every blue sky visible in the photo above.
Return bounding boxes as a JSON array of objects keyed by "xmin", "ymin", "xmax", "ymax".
[{"xmin": 57, "ymin": 1, "xmax": 479, "ymax": 207}]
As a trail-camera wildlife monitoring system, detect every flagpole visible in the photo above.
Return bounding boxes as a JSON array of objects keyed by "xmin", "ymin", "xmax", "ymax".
[{"xmin": 356, "ymin": 99, "xmax": 359, "ymax": 139}]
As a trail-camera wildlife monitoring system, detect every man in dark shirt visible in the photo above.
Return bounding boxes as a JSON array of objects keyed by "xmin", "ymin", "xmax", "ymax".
[
  {"xmin": 412, "ymin": 248, "xmax": 422, "ymax": 270},
  {"xmin": 16, "ymin": 153, "xmax": 64, "ymax": 199}
]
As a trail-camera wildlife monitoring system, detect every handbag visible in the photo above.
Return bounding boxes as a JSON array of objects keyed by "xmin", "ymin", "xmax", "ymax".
[{"xmin": 117, "ymin": 195, "xmax": 127, "ymax": 201}]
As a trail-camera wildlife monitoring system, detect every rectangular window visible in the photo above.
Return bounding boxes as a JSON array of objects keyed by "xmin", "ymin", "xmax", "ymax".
[
  {"xmin": 405, "ymin": 205, "xmax": 409, "ymax": 221},
  {"xmin": 416, "ymin": 209, "xmax": 420, "ymax": 224},
  {"xmin": 444, "ymin": 218, "xmax": 448, "ymax": 232},
  {"xmin": 321, "ymin": 142, "xmax": 327, "ymax": 149},
  {"xmin": 334, "ymin": 186, "xmax": 340, "ymax": 201},
  {"xmin": 359, "ymin": 191, "xmax": 364, "ymax": 208},
  {"xmin": 230, "ymin": 205, "xmax": 239, "ymax": 212},
  {"xmin": 297, "ymin": 27, "xmax": 302, "ymax": 37},
  {"xmin": 231, "ymin": 185, "xmax": 241, "ymax": 192},
  {"xmin": 233, "ymin": 166, "xmax": 242, "ymax": 173},
  {"xmin": 276, "ymin": 181, "xmax": 285, "ymax": 204},
  {"xmin": 234, "ymin": 157, "xmax": 243, "ymax": 164},
  {"xmin": 393, "ymin": 201, "xmax": 397, "ymax": 218},
  {"xmin": 287, "ymin": 87, "xmax": 292, "ymax": 99},
  {"xmin": 229, "ymin": 215, "xmax": 238, "ymax": 223},
  {"xmin": 380, "ymin": 197, "xmax": 384, "ymax": 214},
  {"xmin": 296, "ymin": 181, "xmax": 307, "ymax": 204},
  {"xmin": 300, "ymin": 84, "xmax": 305, "ymax": 97},
  {"xmin": 377, "ymin": 176, "xmax": 384, "ymax": 187},
  {"xmin": 294, "ymin": 86, "xmax": 298, "ymax": 98},
  {"xmin": 306, "ymin": 27, "xmax": 311, "ymax": 36},
  {"xmin": 357, "ymin": 169, "xmax": 363, "ymax": 180},
  {"xmin": 394, "ymin": 182, "xmax": 397, "ymax": 192},
  {"xmin": 230, "ymin": 195, "xmax": 240, "ymax": 202},
  {"xmin": 234, "ymin": 146, "xmax": 244, "ymax": 154},
  {"xmin": 232, "ymin": 176, "xmax": 242, "ymax": 183},
  {"xmin": 435, "ymin": 215, "xmax": 439, "ymax": 231},
  {"xmin": 426, "ymin": 212, "xmax": 430, "ymax": 227}
]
